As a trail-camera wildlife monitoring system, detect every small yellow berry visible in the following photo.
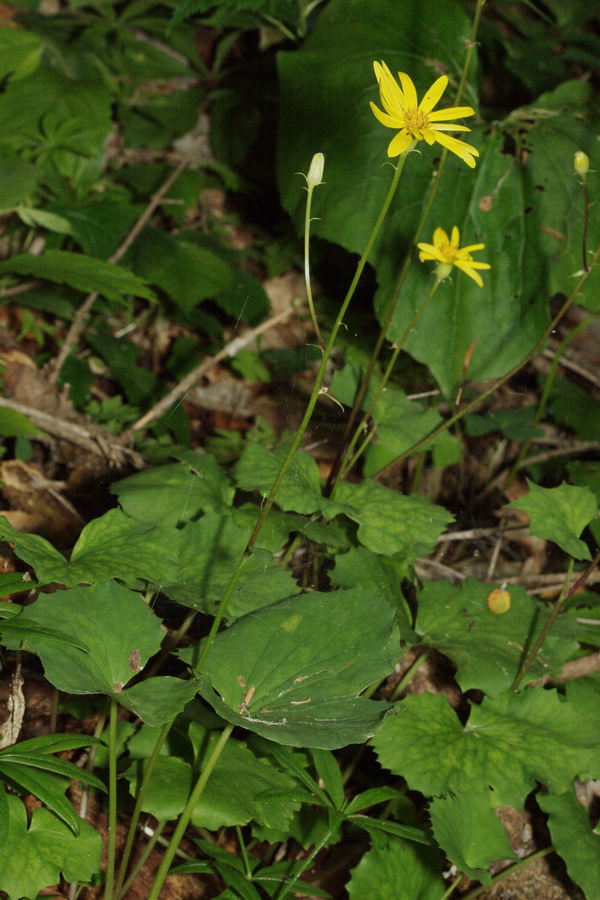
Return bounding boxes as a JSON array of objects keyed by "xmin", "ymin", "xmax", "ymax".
[{"xmin": 487, "ymin": 588, "xmax": 511, "ymax": 614}]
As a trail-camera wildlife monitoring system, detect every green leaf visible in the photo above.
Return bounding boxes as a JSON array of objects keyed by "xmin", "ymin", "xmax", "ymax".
[
  {"xmin": 117, "ymin": 677, "xmax": 200, "ymax": 727},
  {"xmin": 0, "ymin": 795, "xmax": 102, "ymax": 900},
  {"xmin": 159, "ymin": 512, "xmax": 298, "ymax": 617},
  {"xmin": 124, "ymin": 726, "xmax": 299, "ymax": 830},
  {"xmin": 111, "ymin": 457, "xmax": 235, "ymax": 526},
  {"xmin": 429, "ymin": 793, "xmax": 518, "ymax": 883},
  {"xmin": 414, "ymin": 578, "xmax": 579, "ymax": 696},
  {"xmin": 193, "ymin": 587, "xmax": 399, "ymax": 749},
  {"xmin": 538, "ymin": 789, "xmax": 600, "ymax": 900},
  {"xmin": 507, "ymin": 480, "xmax": 598, "ymax": 560},
  {"xmin": 372, "ymin": 689, "xmax": 597, "ymax": 808},
  {"xmin": 333, "ymin": 481, "xmax": 453, "ymax": 560},
  {"xmin": 15, "ymin": 581, "xmax": 164, "ymax": 694},
  {"xmin": 15, "ymin": 206, "xmax": 73, "ymax": 234},
  {"xmin": 236, "ymin": 444, "xmax": 324, "ymax": 515},
  {"xmin": 0, "ymin": 614, "xmax": 91, "ymax": 652},
  {"xmin": 310, "ymin": 748, "xmax": 344, "ymax": 809},
  {"xmin": 129, "ymin": 229, "xmax": 231, "ymax": 312},
  {"xmin": 0, "ymin": 250, "xmax": 155, "ymax": 304},
  {"xmin": 0, "ymin": 155, "xmax": 38, "ymax": 208},
  {"xmin": 0, "ymin": 509, "xmax": 180, "ymax": 587},
  {"xmin": 347, "ymin": 834, "xmax": 442, "ymax": 900},
  {"xmin": 0, "ymin": 409, "xmax": 46, "ymax": 438},
  {"xmin": 0, "ymin": 28, "xmax": 42, "ymax": 82}
]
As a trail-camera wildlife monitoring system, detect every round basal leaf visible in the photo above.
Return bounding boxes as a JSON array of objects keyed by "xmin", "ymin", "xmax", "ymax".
[
  {"xmin": 372, "ymin": 688, "xmax": 597, "ymax": 808},
  {"xmin": 333, "ymin": 480, "xmax": 453, "ymax": 559},
  {"xmin": 194, "ymin": 587, "xmax": 399, "ymax": 749},
  {"xmin": 17, "ymin": 581, "xmax": 165, "ymax": 694},
  {"xmin": 117, "ymin": 677, "xmax": 200, "ymax": 727}
]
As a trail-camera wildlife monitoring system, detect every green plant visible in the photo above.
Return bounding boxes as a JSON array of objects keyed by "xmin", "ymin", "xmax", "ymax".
[{"xmin": 0, "ymin": 1, "xmax": 599, "ymax": 899}]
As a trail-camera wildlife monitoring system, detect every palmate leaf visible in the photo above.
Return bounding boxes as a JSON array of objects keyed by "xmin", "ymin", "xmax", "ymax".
[
  {"xmin": 347, "ymin": 834, "xmax": 442, "ymax": 900},
  {"xmin": 413, "ymin": 577, "xmax": 579, "ymax": 696},
  {"xmin": 372, "ymin": 688, "xmax": 597, "ymax": 809},
  {"xmin": 507, "ymin": 480, "xmax": 598, "ymax": 560},
  {"xmin": 0, "ymin": 795, "xmax": 102, "ymax": 900},
  {"xmin": 192, "ymin": 587, "xmax": 399, "ymax": 749},
  {"xmin": 539, "ymin": 789, "xmax": 600, "ymax": 900},
  {"xmin": 429, "ymin": 793, "xmax": 517, "ymax": 884}
]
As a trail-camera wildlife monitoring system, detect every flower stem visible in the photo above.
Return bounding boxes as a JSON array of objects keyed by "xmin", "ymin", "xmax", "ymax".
[
  {"xmin": 145, "ymin": 723, "xmax": 235, "ymax": 900},
  {"xmin": 337, "ymin": 280, "xmax": 439, "ymax": 481},
  {"xmin": 104, "ymin": 696, "xmax": 119, "ymax": 900},
  {"xmin": 374, "ymin": 242, "xmax": 600, "ymax": 481},
  {"xmin": 510, "ymin": 558, "xmax": 574, "ymax": 691},
  {"xmin": 247, "ymin": 153, "xmax": 406, "ymax": 550},
  {"xmin": 114, "ymin": 719, "xmax": 173, "ymax": 897},
  {"xmin": 303, "ymin": 175, "xmax": 325, "ymax": 350}
]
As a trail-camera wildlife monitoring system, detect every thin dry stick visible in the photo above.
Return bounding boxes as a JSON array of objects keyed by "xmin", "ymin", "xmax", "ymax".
[
  {"xmin": 125, "ymin": 307, "xmax": 294, "ymax": 435},
  {"xmin": 0, "ymin": 396, "xmax": 145, "ymax": 467},
  {"xmin": 50, "ymin": 160, "xmax": 189, "ymax": 383}
]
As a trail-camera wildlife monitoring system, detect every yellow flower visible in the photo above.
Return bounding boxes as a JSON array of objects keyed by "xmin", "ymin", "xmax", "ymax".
[
  {"xmin": 417, "ymin": 226, "xmax": 491, "ymax": 287},
  {"xmin": 370, "ymin": 61, "xmax": 478, "ymax": 168}
]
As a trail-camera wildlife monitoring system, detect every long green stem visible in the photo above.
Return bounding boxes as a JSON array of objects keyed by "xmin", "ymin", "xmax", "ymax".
[
  {"xmin": 337, "ymin": 280, "xmax": 439, "ymax": 481},
  {"xmin": 114, "ymin": 720, "xmax": 172, "ymax": 896},
  {"xmin": 303, "ymin": 168, "xmax": 325, "ymax": 350},
  {"xmin": 374, "ymin": 242, "xmax": 600, "ymax": 481},
  {"xmin": 104, "ymin": 697, "xmax": 119, "ymax": 900},
  {"xmin": 146, "ymin": 723, "xmax": 235, "ymax": 900},
  {"xmin": 510, "ymin": 559, "xmax": 574, "ymax": 691},
  {"xmin": 325, "ymin": 0, "xmax": 485, "ymax": 495},
  {"xmin": 247, "ymin": 153, "xmax": 407, "ymax": 549},
  {"xmin": 118, "ymin": 822, "xmax": 166, "ymax": 900}
]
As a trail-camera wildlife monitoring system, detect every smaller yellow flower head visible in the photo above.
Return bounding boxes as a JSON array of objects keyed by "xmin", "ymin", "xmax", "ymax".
[
  {"xmin": 574, "ymin": 150, "xmax": 589, "ymax": 179},
  {"xmin": 370, "ymin": 61, "xmax": 479, "ymax": 168},
  {"xmin": 417, "ymin": 226, "xmax": 491, "ymax": 287}
]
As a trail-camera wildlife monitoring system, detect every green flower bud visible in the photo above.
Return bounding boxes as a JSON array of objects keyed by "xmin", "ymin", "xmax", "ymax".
[
  {"xmin": 306, "ymin": 153, "xmax": 325, "ymax": 188},
  {"xmin": 435, "ymin": 261, "xmax": 454, "ymax": 282},
  {"xmin": 574, "ymin": 151, "xmax": 589, "ymax": 178}
]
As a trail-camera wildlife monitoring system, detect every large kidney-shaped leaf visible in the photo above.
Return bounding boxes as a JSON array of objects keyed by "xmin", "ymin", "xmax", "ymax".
[
  {"xmin": 0, "ymin": 795, "xmax": 102, "ymax": 900},
  {"xmin": 372, "ymin": 688, "xmax": 597, "ymax": 808},
  {"xmin": 414, "ymin": 578, "xmax": 579, "ymax": 696},
  {"xmin": 16, "ymin": 581, "xmax": 165, "ymax": 694},
  {"xmin": 193, "ymin": 587, "xmax": 399, "ymax": 749}
]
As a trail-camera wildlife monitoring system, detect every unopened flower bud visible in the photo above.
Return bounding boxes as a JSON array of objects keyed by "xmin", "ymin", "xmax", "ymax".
[
  {"xmin": 306, "ymin": 153, "xmax": 325, "ymax": 188},
  {"xmin": 574, "ymin": 151, "xmax": 589, "ymax": 178}
]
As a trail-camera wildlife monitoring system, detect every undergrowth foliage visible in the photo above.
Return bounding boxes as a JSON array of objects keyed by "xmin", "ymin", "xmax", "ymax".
[{"xmin": 0, "ymin": 1, "xmax": 600, "ymax": 899}]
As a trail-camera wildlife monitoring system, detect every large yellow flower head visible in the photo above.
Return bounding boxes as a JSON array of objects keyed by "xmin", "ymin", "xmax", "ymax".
[
  {"xmin": 417, "ymin": 226, "xmax": 491, "ymax": 287},
  {"xmin": 370, "ymin": 61, "xmax": 478, "ymax": 168}
]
